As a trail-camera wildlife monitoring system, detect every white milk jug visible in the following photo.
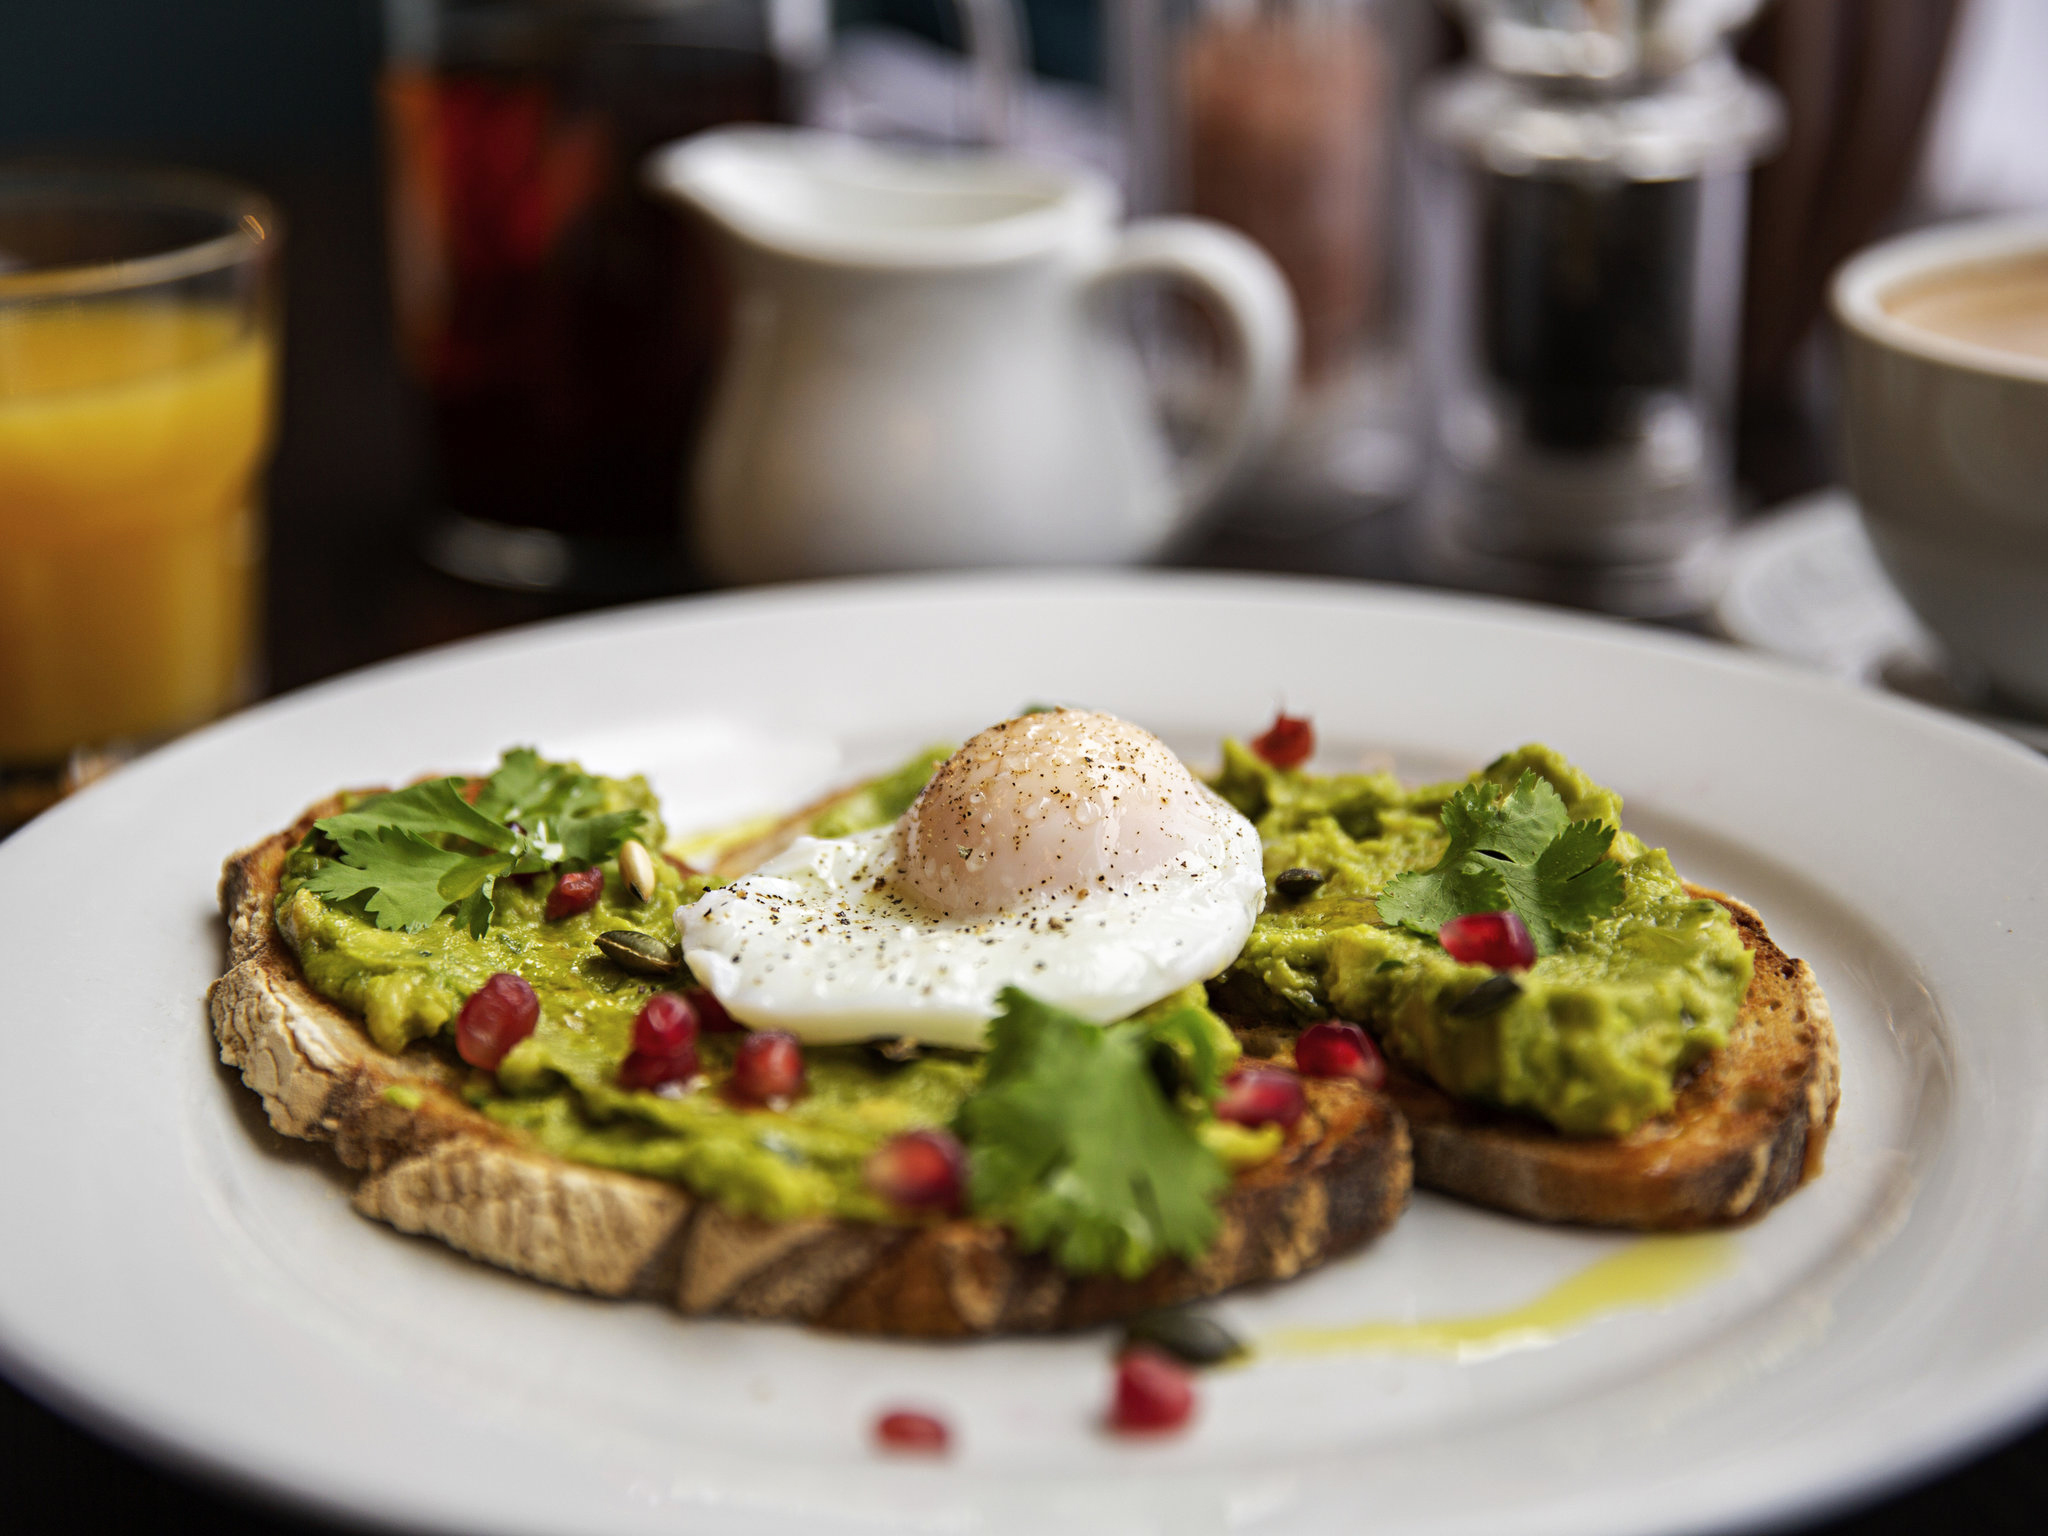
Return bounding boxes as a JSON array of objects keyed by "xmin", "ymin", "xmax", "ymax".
[{"xmin": 650, "ymin": 128, "xmax": 1296, "ymax": 583}]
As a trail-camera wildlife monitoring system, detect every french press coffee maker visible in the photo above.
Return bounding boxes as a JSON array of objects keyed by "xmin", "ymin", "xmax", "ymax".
[{"xmin": 1414, "ymin": 0, "xmax": 1780, "ymax": 616}]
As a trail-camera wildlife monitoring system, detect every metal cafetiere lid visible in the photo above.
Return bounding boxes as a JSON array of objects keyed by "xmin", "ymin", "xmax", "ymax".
[
  {"xmin": 1423, "ymin": 41, "xmax": 1781, "ymax": 182},
  {"xmin": 1454, "ymin": 0, "xmax": 1769, "ymax": 86}
]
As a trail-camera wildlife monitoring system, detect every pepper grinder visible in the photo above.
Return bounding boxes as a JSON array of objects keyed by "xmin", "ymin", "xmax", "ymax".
[{"xmin": 1414, "ymin": 0, "xmax": 1780, "ymax": 616}]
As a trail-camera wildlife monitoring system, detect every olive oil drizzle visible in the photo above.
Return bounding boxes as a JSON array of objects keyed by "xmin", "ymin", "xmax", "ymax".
[{"xmin": 1264, "ymin": 1234, "xmax": 1737, "ymax": 1361}]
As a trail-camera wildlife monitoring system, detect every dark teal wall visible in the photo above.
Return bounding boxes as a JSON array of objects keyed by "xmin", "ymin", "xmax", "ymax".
[
  {"xmin": 0, "ymin": 0, "xmax": 1098, "ymax": 170},
  {"xmin": 0, "ymin": 0, "xmax": 381, "ymax": 165}
]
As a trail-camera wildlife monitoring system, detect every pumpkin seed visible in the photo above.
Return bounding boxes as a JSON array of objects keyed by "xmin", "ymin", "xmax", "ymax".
[
  {"xmin": 595, "ymin": 929, "xmax": 682, "ymax": 976},
  {"xmin": 1448, "ymin": 973, "xmax": 1522, "ymax": 1016},
  {"xmin": 1274, "ymin": 866, "xmax": 1327, "ymax": 901},
  {"xmin": 1121, "ymin": 1308, "xmax": 1245, "ymax": 1366},
  {"xmin": 618, "ymin": 838, "xmax": 658, "ymax": 903},
  {"xmin": 865, "ymin": 1036, "xmax": 923, "ymax": 1070}
]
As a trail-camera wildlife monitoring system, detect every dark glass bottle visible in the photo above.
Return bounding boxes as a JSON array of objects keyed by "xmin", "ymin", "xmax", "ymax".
[{"xmin": 384, "ymin": 0, "xmax": 792, "ymax": 593}]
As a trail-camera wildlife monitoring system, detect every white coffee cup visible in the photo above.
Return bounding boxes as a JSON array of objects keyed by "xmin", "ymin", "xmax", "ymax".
[
  {"xmin": 650, "ymin": 129, "xmax": 1297, "ymax": 584},
  {"xmin": 1832, "ymin": 216, "xmax": 2048, "ymax": 714}
]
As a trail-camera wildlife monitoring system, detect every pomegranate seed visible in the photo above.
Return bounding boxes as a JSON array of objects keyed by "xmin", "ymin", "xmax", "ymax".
[
  {"xmin": 618, "ymin": 1049, "xmax": 697, "ymax": 1090},
  {"xmin": 874, "ymin": 1409, "xmax": 950, "ymax": 1453},
  {"xmin": 728, "ymin": 1030, "xmax": 805, "ymax": 1106},
  {"xmin": 546, "ymin": 866, "xmax": 605, "ymax": 920},
  {"xmin": 1109, "ymin": 1347, "xmax": 1196, "ymax": 1433},
  {"xmin": 1294, "ymin": 1021, "xmax": 1387, "ymax": 1088},
  {"xmin": 1250, "ymin": 711, "xmax": 1314, "ymax": 770},
  {"xmin": 617, "ymin": 993, "xmax": 700, "ymax": 1090},
  {"xmin": 633, "ymin": 992, "xmax": 698, "ymax": 1056},
  {"xmin": 1214, "ymin": 1064, "xmax": 1305, "ymax": 1130},
  {"xmin": 865, "ymin": 1129, "xmax": 967, "ymax": 1214},
  {"xmin": 692, "ymin": 987, "xmax": 744, "ymax": 1033},
  {"xmin": 1438, "ymin": 910, "xmax": 1536, "ymax": 970},
  {"xmin": 455, "ymin": 972, "xmax": 539, "ymax": 1070}
]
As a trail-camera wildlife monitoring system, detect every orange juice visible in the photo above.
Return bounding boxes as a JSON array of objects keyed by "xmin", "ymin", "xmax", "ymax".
[{"xmin": 0, "ymin": 303, "xmax": 274, "ymax": 762}]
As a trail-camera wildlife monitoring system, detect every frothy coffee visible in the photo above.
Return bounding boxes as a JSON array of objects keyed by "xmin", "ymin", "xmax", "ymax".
[{"xmin": 1881, "ymin": 252, "xmax": 2048, "ymax": 363}]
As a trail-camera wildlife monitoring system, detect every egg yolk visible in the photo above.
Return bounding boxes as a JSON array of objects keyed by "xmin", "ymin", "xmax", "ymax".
[{"xmin": 898, "ymin": 709, "xmax": 1221, "ymax": 918}]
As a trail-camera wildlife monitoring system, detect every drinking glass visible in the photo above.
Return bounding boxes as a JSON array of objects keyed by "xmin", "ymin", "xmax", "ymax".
[{"xmin": 0, "ymin": 167, "xmax": 279, "ymax": 831}]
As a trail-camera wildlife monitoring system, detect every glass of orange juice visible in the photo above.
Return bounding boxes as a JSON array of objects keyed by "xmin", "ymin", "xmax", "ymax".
[{"xmin": 0, "ymin": 168, "xmax": 279, "ymax": 830}]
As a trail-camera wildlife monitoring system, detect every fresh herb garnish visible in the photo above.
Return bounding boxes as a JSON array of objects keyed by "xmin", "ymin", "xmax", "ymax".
[
  {"xmin": 473, "ymin": 748, "xmax": 646, "ymax": 866},
  {"xmin": 303, "ymin": 749, "xmax": 644, "ymax": 938},
  {"xmin": 1376, "ymin": 770, "xmax": 1624, "ymax": 955},
  {"xmin": 955, "ymin": 988, "xmax": 1231, "ymax": 1280}
]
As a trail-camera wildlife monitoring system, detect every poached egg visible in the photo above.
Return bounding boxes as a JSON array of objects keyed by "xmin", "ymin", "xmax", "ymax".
[{"xmin": 676, "ymin": 709, "xmax": 1264, "ymax": 1047}]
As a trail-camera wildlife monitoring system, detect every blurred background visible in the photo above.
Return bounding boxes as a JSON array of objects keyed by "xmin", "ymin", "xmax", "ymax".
[
  {"xmin": 0, "ymin": 0, "xmax": 2038, "ymax": 702},
  {"xmin": 3, "ymin": 0, "xmax": 2048, "ymax": 1527}
]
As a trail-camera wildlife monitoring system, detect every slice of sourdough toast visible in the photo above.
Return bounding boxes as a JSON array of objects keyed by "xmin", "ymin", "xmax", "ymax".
[
  {"xmin": 209, "ymin": 799, "xmax": 1411, "ymax": 1336},
  {"xmin": 1226, "ymin": 889, "xmax": 1836, "ymax": 1229}
]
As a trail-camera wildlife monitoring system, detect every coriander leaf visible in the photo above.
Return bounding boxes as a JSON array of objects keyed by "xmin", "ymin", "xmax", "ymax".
[
  {"xmin": 454, "ymin": 887, "xmax": 497, "ymax": 940},
  {"xmin": 476, "ymin": 748, "xmax": 642, "ymax": 865},
  {"xmin": 956, "ymin": 988, "xmax": 1228, "ymax": 1280},
  {"xmin": 1376, "ymin": 770, "xmax": 1623, "ymax": 956},
  {"xmin": 1375, "ymin": 851, "xmax": 1507, "ymax": 936},
  {"xmin": 303, "ymin": 825, "xmax": 510, "ymax": 933},
  {"xmin": 317, "ymin": 778, "xmax": 514, "ymax": 853},
  {"xmin": 475, "ymin": 747, "xmax": 606, "ymax": 829},
  {"xmin": 555, "ymin": 807, "xmax": 644, "ymax": 867},
  {"xmin": 1518, "ymin": 818, "xmax": 1625, "ymax": 950},
  {"xmin": 1374, "ymin": 783, "xmax": 1513, "ymax": 937},
  {"xmin": 1444, "ymin": 771, "xmax": 1566, "ymax": 864},
  {"xmin": 472, "ymin": 746, "xmax": 551, "ymax": 820},
  {"xmin": 306, "ymin": 750, "xmax": 645, "ymax": 936}
]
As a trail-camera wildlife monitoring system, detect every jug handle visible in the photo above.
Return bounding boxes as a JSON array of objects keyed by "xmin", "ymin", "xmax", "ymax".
[{"xmin": 1087, "ymin": 218, "xmax": 1298, "ymax": 530}]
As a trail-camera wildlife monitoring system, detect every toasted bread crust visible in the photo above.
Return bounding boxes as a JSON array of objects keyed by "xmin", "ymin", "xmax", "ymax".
[
  {"xmin": 209, "ymin": 800, "xmax": 1410, "ymax": 1335},
  {"xmin": 1368, "ymin": 889, "xmax": 1838, "ymax": 1228}
]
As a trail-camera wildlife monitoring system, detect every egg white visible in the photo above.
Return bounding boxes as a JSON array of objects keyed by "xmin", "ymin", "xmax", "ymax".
[{"xmin": 676, "ymin": 783, "xmax": 1265, "ymax": 1049}]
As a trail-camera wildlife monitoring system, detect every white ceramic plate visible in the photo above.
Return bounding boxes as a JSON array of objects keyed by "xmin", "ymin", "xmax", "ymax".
[{"xmin": 3, "ymin": 572, "xmax": 2045, "ymax": 1536}]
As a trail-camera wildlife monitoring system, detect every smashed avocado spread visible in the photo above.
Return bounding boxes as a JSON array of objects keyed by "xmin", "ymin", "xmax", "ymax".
[
  {"xmin": 1212, "ymin": 742, "xmax": 1752, "ymax": 1137},
  {"xmin": 275, "ymin": 752, "xmax": 1259, "ymax": 1277}
]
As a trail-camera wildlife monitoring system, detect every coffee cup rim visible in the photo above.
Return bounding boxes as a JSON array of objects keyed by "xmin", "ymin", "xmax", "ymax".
[{"xmin": 1831, "ymin": 214, "xmax": 2048, "ymax": 387}]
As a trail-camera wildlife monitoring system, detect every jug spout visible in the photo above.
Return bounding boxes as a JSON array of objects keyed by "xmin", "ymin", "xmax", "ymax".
[{"xmin": 648, "ymin": 127, "xmax": 1116, "ymax": 270}]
